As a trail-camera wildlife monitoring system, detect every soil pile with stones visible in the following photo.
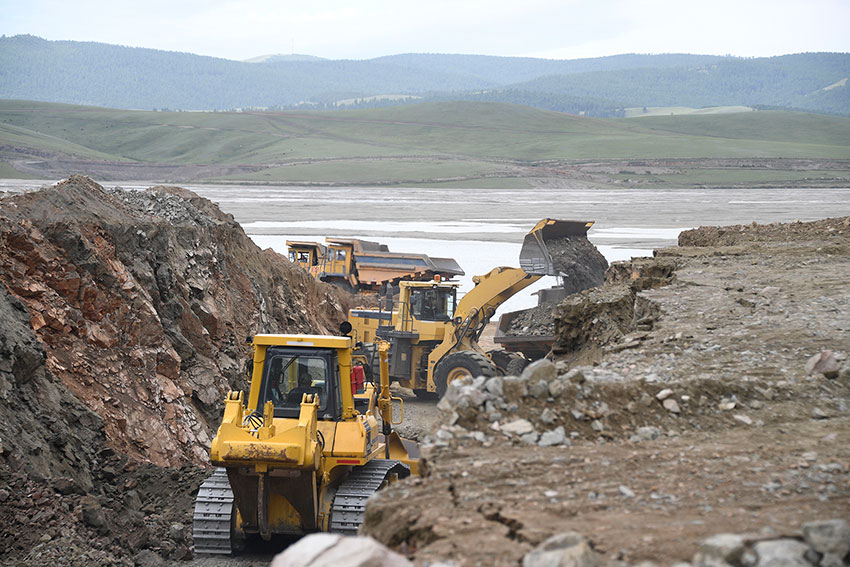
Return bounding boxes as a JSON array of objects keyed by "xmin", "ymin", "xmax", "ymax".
[
  {"xmin": 361, "ymin": 216, "xmax": 850, "ymax": 567},
  {"xmin": 0, "ymin": 176, "xmax": 351, "ymax": 566},
  {"xmin": 506, "ymin": 235, "xmax": 610, "ymax": 338}
]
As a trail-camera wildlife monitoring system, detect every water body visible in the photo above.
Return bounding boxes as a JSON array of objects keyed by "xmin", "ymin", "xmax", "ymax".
[{"xmin": 3, "ymin": 179, "xmax": 848, "ymax": 312}]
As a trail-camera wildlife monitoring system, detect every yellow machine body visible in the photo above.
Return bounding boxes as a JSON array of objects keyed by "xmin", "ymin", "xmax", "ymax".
[
  {"xmin": 200, "ymin": 334, "xmax": 418, "ymax": 551},
  {"xmin": 348, "ymin": 219, "xmax": 595, "ymax": 397}
]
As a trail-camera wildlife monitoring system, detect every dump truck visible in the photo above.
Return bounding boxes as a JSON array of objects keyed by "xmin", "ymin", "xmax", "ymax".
[
  {"xmin": 348, "ymin": 219, "xmax": 606, "ymax": 398},
  {"xmin": 192, "ymin": 329, "xmax": 419, "ymax": 554},
  {"xmin": 287, "ymin": 237, "xmax": 463, "ymax": 292},
  {"xmin": 493, "ymin": 287, "xmax": 570, "ymax": 360}
]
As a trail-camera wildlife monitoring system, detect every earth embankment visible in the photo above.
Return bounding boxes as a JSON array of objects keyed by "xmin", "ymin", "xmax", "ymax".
[
  {"xmin": 0, "ymin": 176, "xmax": 350, "ymax": 565},
  {"xmin": 362, "ymin": 216, "xmax": 850, "ymax": 566}
]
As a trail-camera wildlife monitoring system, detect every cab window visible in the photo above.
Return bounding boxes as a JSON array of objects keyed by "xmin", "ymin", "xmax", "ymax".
[
  {"xmin": 410, "ymin": 288, "xmax": 455, "ymax": 321},
  {"xmin": 260, "ymin": 347, "xmax": 338, "ymax": 419}
]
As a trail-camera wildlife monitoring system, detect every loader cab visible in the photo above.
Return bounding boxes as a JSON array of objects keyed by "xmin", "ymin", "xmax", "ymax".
[
  {"xmin": 258, "ymin": 346, "xmax": 343, "ymax": 421},
  {"xmin": 406, "ymin": 284, "xmax": 457, "ymax": 321}
]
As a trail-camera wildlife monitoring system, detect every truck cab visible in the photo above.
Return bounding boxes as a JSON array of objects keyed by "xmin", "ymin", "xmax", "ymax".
[
  {"xmin": 286, "ymin": 241, "xmax": 325, "ymax": 276},
  {"xmin": 323, "ymin": 243, "xmax": 354, "ymax": 281}
]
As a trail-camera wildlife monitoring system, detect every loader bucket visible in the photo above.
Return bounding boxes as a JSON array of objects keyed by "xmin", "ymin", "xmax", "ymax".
[{"xmin": 519, "ymin": 219, "xmax": 595, "ymax": 276}]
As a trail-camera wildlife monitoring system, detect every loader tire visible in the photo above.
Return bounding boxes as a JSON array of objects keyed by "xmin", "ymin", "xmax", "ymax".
[
  {"xmin": 413, "ymin": 389, "xmax": 438, "ymax": 400},
  {"xmin": 435, "ymin": 351, "xmax": 497, "ymax": 398},
  {"xmin": 505, "ymin": 356, "xmax": 528, "ymax": 376},
  {"xmin": 487, "ymin": 349, "xmax": 528, "ymax": 376}
]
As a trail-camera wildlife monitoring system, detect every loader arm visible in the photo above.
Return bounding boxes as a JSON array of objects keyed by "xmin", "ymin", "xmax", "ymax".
[
  {"xmin": 424, "ymin": 219, "xmax": 595, "ymax": 391},
  {"xmin": 425, "ymin": 266, "xmax": 540, "ymax": 376}
]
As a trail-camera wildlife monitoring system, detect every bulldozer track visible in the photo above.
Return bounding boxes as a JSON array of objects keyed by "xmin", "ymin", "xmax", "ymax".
[
  {"xmin": 330, "ymin": 459, "xmax": 410, "ymax": 535},
  {"xmin": 192, "ymin": 468, "xmax": 234, "ymax": 555}
]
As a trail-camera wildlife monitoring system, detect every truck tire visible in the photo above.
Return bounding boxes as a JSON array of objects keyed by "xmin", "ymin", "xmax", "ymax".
[
  {"xmin": 487, "ymin": 349, "xmax": 528, "ymax": 376},
  {"xmin": 435, "ymin": 351, "xmax": 497, "ymax": 398}
]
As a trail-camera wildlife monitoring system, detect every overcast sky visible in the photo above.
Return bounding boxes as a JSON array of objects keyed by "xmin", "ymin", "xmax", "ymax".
[{"xmin": 2, "ymin": 0, "xmax": 849, "ymax": 61}]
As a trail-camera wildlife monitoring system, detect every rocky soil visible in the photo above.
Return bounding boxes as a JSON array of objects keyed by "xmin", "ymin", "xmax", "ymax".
[
  {"xmin": 2, "ymin": 180, "xmax": 848, "ymax": 567},
  {"xmin": 505, "ymin": 235, "xmax": 609, "ymax": 338},
  {"xmin": 362, "ymin": 216, "xmax": 850, "ymax": 566},
  {"xmin": 0, "ymin": 177, "xmax": 351, "ymax": 566}
]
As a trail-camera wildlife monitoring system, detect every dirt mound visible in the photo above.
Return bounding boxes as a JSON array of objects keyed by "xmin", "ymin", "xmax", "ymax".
[
  {"xmin": 552, "ymin": 284, "xmax": 637, "ymax": 354},
  {"xmin": 548, "ymin": 236, "xmax": 609, "ymax": 295},
  {"xmin": 547, "ymin": 256, "xmax": 675, "ymax": 364},
  {"xmin": 0, "ymin": 176, "xmax": 351, "ymax": 565},
  {"xmin": 605, "ymin": 256, "xmax": 677, "ymax": 291},
  {"xmin": 678, "ymin": 216, "xmax": 850, "ymax": 247}
]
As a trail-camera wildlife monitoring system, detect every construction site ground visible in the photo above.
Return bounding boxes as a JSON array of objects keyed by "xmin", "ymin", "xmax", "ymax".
[
  {"xmin": 361, "ymin": 217, "xmax": 850, "ymax": 566},
  {"xmin": 1, "ymin": 179, "xmax": 847, "ymax": 567}
]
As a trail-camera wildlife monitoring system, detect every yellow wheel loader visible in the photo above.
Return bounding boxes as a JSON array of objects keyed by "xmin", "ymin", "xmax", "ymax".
[
  {"xmin": 348, "ymin": 219, "xmax": 605, "ymax": 398},
  {"xmin": 192, "ymin": 329, "xmax": 418, "ymax": 554}
]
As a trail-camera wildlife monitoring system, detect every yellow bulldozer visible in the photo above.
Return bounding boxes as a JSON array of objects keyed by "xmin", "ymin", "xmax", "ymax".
[
  {"xmin": 192, "ymin": 329, "xmax": 419, "ymax": 554},
  {"xmin": 348, "ymin": 219, "xmax": 605, "ymax": 398}
]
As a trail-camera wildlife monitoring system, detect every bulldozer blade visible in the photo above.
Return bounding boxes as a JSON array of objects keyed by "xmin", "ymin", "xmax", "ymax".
[{"xmin": 519, "ymin": 219, "xmax": 595, "ymax": 276}]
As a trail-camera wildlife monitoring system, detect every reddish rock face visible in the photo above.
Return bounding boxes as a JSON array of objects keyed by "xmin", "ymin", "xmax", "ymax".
[{"xmin": 0, "ymin": 176, "xmax": 350, "ymax": 467}]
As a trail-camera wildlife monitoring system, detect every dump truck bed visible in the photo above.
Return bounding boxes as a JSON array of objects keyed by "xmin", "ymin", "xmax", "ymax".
[
  {"xmin": 493, "ymin": 309, "xmax": 554, "ymax": 361},
  {"xmin": 353, "ymin": 252, "xmax": 464, "ymax": 285}
]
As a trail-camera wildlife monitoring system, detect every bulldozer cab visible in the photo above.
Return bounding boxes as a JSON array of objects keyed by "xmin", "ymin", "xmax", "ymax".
[{"xmin": 259, "ymin": 347, "xmax": 341, "ymax": 420}]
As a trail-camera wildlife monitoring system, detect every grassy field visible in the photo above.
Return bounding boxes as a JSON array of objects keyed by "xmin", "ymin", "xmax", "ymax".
[
  {"xmin": 613, "ymin": 168, "xmax": 850, "ymax": 186},
  {"xmin": 623, "ymin": 106, "xmax": 755, "ymax": 118},
  {"xmin": 0, "ymin": 99, "xmax": 848, "ymax": 186}
]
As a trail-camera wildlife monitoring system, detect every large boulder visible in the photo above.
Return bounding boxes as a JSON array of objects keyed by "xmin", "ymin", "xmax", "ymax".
[{"xmin": 270, "ymin": 533, "xmax": 412, "ymax": 567}]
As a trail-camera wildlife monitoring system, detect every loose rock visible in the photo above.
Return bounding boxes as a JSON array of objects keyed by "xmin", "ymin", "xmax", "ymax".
[
  {"xmin": 270, "ymin": 533, "xmax": 413, "ymax": 567},
  {"xmin": 522, "ymin": 532, "xmax": 600, "ymax": 567},
  {"xmin": 805, "ymin": 351, "xmax": 841, "ymax": 379}
]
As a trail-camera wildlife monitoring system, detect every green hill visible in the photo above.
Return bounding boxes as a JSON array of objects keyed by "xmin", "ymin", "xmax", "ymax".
[
  {"xmin": 1, "ymin": 36, "xmax": 848, "ymax": 116},
  {"xmin": 507, "ymin": 53, "xmax": 850, "ymax": 115},
  {"xmin": 0, "ymin": 100, "xmax": 848, "ymax": 187}
]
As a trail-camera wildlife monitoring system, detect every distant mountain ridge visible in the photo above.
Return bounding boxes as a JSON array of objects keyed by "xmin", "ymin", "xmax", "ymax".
[
  {"xmin": 0, "ymin": 35, "xmax": 847, "ymax": 116},
  {"xmin": 244, "ymin": 54, "xmax": 328, "ymax": 63}
]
